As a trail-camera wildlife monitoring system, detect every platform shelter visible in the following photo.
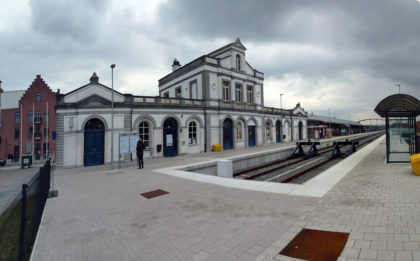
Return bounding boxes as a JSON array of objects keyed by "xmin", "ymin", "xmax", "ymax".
[{"xmin": 374, "ymin": 94, "xmax": 420, "ymax": 163}]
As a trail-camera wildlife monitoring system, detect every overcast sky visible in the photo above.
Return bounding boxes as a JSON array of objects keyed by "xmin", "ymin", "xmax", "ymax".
[{"xmin": 1, "ymin": 0, "xmax": 419, "ymax": 121}]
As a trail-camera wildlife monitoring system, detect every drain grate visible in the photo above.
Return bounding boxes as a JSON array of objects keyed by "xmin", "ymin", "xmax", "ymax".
[
  {"xmin": 279, "ymin": 228, "xmax": 349, "ymax": 261},
  {"xmin": 140, "ymin": 189, "xmax": 169, "ymax": 199}
]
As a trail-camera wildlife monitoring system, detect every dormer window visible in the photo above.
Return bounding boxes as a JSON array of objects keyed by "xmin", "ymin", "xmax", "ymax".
[{"xmin": 236, "ymin": 54, "xmax": 241, "ymax": 71}]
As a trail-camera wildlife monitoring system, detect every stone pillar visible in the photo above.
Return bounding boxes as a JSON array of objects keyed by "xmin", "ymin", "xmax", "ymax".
[{"xmin": 217, "ymin": 160, "xmax": 233, "ymax": 178}]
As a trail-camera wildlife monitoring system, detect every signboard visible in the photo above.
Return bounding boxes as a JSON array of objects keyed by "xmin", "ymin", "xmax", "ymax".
[
  {"xmin": 119, "ymin": 136, "xmax": 129, "ymax": 154},
  {"xmin": 166, "ymin": 134, "xmax": 173, "ymax": 146},
  {"xmin": 130, "ymin": 135, "xmax": 138, "ymax": 153}
]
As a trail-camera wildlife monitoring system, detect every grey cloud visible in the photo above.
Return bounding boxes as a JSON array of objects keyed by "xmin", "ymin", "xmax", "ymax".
[
  {"xmin": 158, "ymin": 0, "xmax": 420, "ymax": 89},
  {"xmin": 29, "ymin": 0, "xmax": 110, "ymax": 42}
]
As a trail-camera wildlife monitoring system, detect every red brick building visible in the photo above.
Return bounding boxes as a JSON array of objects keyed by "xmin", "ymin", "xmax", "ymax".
[{"xmin": 0, "ymin": 75, "xmax": 56, "ymax": 162}]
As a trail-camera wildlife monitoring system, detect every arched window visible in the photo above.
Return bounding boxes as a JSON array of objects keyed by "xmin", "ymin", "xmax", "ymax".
[
  {"xmin": 266, "ymin": 121, "xmax": 271, "ymax": 139},
  {"xmin": 236, "ymin": 54, "xmax": 241, "ymax": 71},
  {"xmin": 189, "ymin": 121, "xmax": 197, "ymax": 144},
  {"xmin": 139, "ymin": 121, "xmax": 149, "ymax": 147},
  {"xmin": 236, "ymin": 121, "xmax": 243, "ymax": 140}
]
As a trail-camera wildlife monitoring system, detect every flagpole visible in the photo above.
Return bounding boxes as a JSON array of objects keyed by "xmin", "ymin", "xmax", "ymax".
[
  {"xmin": 46, "ymin": 101, "xmax": 49, "ymax": 159},
  {"xmin": 20, "ymin": 104, "xmax": 22, "ymax": 161},
  {"xmin": 32, "ymin": 103, "xmax": 34, "ymax": 157}
]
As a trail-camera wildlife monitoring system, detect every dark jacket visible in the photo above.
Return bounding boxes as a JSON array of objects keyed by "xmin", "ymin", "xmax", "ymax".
[{"xmin": 136, "ymin": 140, "xmax": 146, "ymax": 154}]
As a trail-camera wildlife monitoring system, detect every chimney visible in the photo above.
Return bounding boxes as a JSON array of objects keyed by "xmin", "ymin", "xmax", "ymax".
[
  {"xmin": 90, "ymin": 72, "xmax": 99, "ymax": 84},
  {"xmin": 172, "ymin": 58, "xmax": 181, "ymax": 72}
]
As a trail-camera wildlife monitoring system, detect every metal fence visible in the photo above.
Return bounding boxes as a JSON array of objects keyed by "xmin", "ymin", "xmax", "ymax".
[{"xmin": 0, "ymin": 159, "xmax": 51, "ymax": 261}]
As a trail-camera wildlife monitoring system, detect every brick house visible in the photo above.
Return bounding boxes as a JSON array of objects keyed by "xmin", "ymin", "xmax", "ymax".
[{"xmin": 0, "ymin": 75, "xmax": 57, "ymax": 162}]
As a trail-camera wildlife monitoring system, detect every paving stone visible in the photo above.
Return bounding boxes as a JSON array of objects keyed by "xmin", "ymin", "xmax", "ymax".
[
  {"xmin": 31, "ymin": 138, "xmax": 419, "ymax": 261},
  {"xmin": 359, "ymin": 249, "xmax": 377, "ymax": 259},
  {"xmin": 395, "ymin": 250, "xmax": 413, "ymax": 261}
]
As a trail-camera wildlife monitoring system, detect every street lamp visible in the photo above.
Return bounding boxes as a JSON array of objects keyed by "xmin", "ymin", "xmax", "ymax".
[
  {"xmin": 110, "ymin": 64, "xmax": 116, "ymax": 170},
  {"xmin": 395, "ymin": 84, "xmax": 401, "ymax": 94},
  {"xmin": 280, "ymin": 93, "xmax": 284, "ymax": 109}
]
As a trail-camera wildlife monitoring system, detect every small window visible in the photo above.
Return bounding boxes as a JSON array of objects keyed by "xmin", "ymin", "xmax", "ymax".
[
  {"xmin": 36, "ymin": 93, "xmax": 41, "ymax": 102},
  {"xmin": 35, "ymin": 125, "xmax": 41, "ymax": 138},
  {"xmin": 139, "ymin": 121, "xmax": 149, "ymax": 147},
  {"xmin": 222, "ymin": 81, "xmax": 230, "ymax": 101},
  {"xmin": 163, "ymin": 92, "xmax": 169, "ymax": 98},
  {"xmin": 236, "ymin": 54, "xmax": 241, "ymax": 71},
  {"xmin": 44, "ymin": 110, "xmax": 49, "ymax": 122},
  {"xmin": 35, "ymin": 111, "xmax": 41, "ymax": 122},
  {"xmin": 15, "ymin": 112, "xmax": 20, "ymax": 124},
  {"xmin": 175, "ymin": 87, "xmax": 182, "ymax": 98},
  {"xmin": 28, "ymin": 127, "xmax": 33, "ymax": 138},
  {"xmin": 247, "ymin": 86, "xmax": 254, "ymax": 104},
  {"xmin": 29, "ymin": 111, "xmax": 33, "ymax": 123},
  {"xmin": 266, "ymin": 122, "xmax": 271, "ymax": 139},
  {"xmin": 236, "ymin": 122, "xmax": 243, "ymax": 140},
  {"xmin": 15, "ymin": 128, "xmax": 19, "ymax": 139},
  {"xmin": 235, "ymin": 84, "xmax": 242, "ymax": 103},
  {"xmin": 189, "ymin": 121, "xmax": 197, "ymax": 144}
]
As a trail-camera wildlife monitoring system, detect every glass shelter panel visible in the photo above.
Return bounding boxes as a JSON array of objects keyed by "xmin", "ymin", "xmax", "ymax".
[{"xmin": 387, "ymin": 117, "xmax": 416, "ymax": 162}]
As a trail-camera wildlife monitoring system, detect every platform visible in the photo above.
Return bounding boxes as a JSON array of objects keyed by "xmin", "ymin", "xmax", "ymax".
[{"xmin": 30, "ymin": 135, "xmax": 418, "ymax": 261}]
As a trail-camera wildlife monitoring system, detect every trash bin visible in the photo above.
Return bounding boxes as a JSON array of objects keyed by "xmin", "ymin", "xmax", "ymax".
[
  {"xmin": 212, "ymin": 144, "xmax": 222, "ymax": 152},
  {"xmin": 410, "ymin": 154, "xmax": 420, "ymax": 175},
  {"xmin": 21, "ymin": 154, "xmax": 32, "ymax": 168}
]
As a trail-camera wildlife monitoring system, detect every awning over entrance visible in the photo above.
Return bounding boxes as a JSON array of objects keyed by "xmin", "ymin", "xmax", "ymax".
[{"xmin": 374, "ymin": 94, "xmax": 420, "ymax": 163}]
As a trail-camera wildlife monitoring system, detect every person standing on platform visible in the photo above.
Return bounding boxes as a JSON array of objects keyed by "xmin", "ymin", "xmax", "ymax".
[{"xmin": 136, "ymin": 138, "xmax": 146, "ymax": 169}]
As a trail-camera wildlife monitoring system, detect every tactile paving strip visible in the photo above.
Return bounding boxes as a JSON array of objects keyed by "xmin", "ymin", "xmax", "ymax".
[
  {"xmin": 279, "ymin": 228, "xmax": 349, "ymax": 261},
  {"xmin": 140, "ymin": 189, "xmax": 169, "ymax": 199}
]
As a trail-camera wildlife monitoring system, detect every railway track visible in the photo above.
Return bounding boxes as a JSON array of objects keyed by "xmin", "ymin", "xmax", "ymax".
[{"xmin": 234, "ymin": 133, "xmax": 383, "ymax": 183}]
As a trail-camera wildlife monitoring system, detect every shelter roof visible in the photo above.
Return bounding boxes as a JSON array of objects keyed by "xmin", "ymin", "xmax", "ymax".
[{"xmin": 374, "ymin": 94, "xmax": 420, "ymax": 117}]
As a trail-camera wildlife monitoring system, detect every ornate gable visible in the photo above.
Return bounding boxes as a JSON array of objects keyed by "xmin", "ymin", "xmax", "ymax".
[{"xmin": 76, "ymin": 94, "xmax": 111, "ymax": 108}]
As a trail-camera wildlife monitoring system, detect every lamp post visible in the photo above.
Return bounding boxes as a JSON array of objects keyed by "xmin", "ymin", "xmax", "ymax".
[
  {"xmin": 280, "ymin": 93, "xmax": 284, "ymax": 109},
  {"xmin": 110, "ymin": 64, "xmax": 116, "ymax": 170},
  {"xmin": 395, "ymin": 84, "xmax": 401, "ymax": 94}
]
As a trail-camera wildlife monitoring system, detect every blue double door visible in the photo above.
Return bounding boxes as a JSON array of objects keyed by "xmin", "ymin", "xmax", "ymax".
[
  {"xmin": 248, "ymin": 126, "xmax": 256, "ymax": 147},
  {"xmin": 84, "ymin": 118, "xmax": 105, "ymax": 166},
  {"xmin": 223, "ymin": 119, "xmax": 233, "ymax": 150},
  {"xmin": 163, "ymin": 118, "xmax": 178, "ymax": 157},
  {"xmin": 276, "ymin": 121, "xmax": 282, "ymax": 143}
]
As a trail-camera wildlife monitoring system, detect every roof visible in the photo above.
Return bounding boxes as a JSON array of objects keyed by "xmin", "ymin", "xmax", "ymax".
[
  {"xmin": 0, "ymin": 90, "xmax": 25, "ymax": 109},
  {"xmin": 374, "ymin": 94, "xmax": 420, "ymax": 117},
  {"xmin": 308, "ymin": 114, "xmax": 362, "ymax": 126}
]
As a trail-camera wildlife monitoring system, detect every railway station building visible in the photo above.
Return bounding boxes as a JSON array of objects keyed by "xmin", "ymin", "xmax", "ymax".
[
  {"xmin": 307, "ymin": 113, "xmax": 363, "ymax": 139},
  {"xmin": 55, "ymin": 39, "xmax": 308, "ymax": 168}
]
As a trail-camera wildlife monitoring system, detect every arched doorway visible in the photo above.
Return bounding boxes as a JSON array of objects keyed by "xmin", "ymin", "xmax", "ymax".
[
  {"xmin": 276, "ymin": 120, "xmax": 282, "ymax": 143},
  {"xmin": 298, "ymin": 121, "xmax": 303, "ymax": 140},
  {"xmin": 248, "ymin": 120, "xmax": 256, "ymax": 147},
  {"xmin": 84, "ymin": 118, "xmax": 105, "ymax": 166},
  {"xmin": 223, "ymin": 118, "xmax": 233, "ymax": 150},
  {"xmin": 163, "ymin": 118, "xmax": 178, "ymax": 157}
]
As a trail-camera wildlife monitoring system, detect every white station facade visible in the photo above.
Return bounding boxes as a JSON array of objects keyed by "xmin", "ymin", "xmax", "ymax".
[{"xmin": 56, "ymin": 39, "xmax": 308, "ymax": 168}]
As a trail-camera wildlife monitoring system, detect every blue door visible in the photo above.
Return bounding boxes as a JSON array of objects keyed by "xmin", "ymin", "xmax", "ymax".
[
  {"xmin": 163, "ymin": 118, "xmax": 178, "ymax": 157},
  {"xmin": 276, "ymin": 121, "xmax": 281, "ymax": 143},
  {"xmin": 298, "ymin": 121, "xmax": 303, "ymax": 140},
  {"xmin": 248, "ymin": 126, "xmax": 256, "ymax": 147},
  {"xmin": 223, "ymin": 119, "xmax": 233, "ymax": 150},
  {"xmin": 84, "ymin": 118, "xmax": 105, "ymax": 166}
]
